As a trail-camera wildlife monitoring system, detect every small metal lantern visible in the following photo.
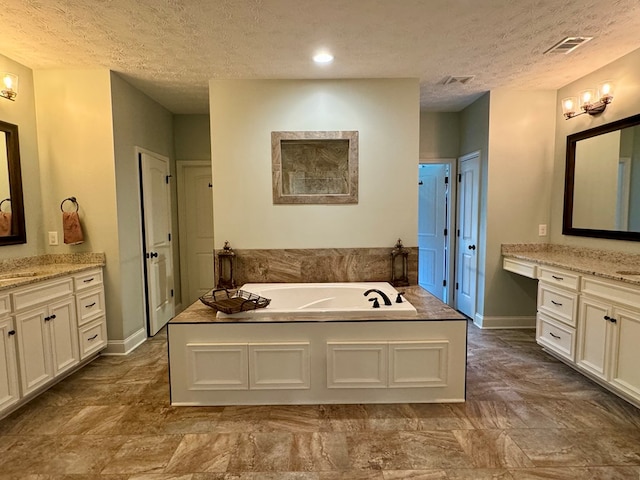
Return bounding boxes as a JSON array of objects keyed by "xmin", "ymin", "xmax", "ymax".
[
  {"xmin": 216, "ymin": 240, "xmax": 237, "ymax": 289},
  {"xmin": 391, "ymin": 238, "xmax": 409, "ymax": 287}
]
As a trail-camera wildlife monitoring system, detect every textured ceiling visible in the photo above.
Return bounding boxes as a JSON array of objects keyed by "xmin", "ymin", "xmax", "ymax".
[{"xmin": 1, "ymin": 0, "xmax": 640, "ymax": 114}]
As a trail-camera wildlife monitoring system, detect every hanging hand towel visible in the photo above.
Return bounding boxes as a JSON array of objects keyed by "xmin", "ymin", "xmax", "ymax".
[
  {"xmin": 63, "ymin": 211, "xmax": 84, "ymax": 245},
  {"xmin": 0, "ymin": 212, "xmax": 11, "ymax": 236}
]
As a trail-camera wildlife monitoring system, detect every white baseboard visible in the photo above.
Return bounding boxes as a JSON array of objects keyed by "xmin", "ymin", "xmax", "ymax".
[
  {"xmin": 473, "ymin": 314, "xmax": 536, "ymax": 329},
  {"xmin": 103, "ymin": 327, "xmax": 147, "ymax": 355}
]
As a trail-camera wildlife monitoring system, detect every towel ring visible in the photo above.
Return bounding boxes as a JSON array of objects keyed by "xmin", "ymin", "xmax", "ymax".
[
  {"xmin": 60, "ymin": 197, "xmax": 79, "ymax": 213},
  {"xmin": 0, "ymin": 198, "xmax": 10, "ymax": 213}
]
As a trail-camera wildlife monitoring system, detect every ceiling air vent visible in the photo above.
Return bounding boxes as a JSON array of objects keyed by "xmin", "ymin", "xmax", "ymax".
[
  {"xmin": 442, "ymin": 75, "xmax": 475, "ymax": 85},
  {"xmin": 544, "ymin": 36, "xmax": 593, "ymax": 54}
]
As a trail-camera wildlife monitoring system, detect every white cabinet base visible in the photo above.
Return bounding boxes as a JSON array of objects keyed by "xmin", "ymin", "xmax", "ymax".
[{"xmin": 169, "ymin": 320, "xmax": 466, "ymax": 405}]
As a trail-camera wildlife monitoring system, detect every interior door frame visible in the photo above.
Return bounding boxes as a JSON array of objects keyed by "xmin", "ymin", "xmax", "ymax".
[
  {"xmin": 136, "ymin": 146, "xmax": 174, "ymax": 336},
  {"xmin": 418, "ymin": 158, "xmax": 457, "ymax": 306},
  {"xmin": 176, "ymin": 160, "xmax": 213, "ymax": 307}
]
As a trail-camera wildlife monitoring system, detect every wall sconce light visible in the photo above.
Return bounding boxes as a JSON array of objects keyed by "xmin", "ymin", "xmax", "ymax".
[
  {"xmin": 1, "ymin": 73, "xmax": 18, "ymax": 101},
  {"xmin": 562, "ymin": 81, "xmax": 614, "ymax": 119}
]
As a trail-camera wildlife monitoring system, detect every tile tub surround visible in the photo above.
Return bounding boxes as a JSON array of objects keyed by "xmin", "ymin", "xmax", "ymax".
[
  {"xmin": 1, "ymin": 324, "xmax": 640, "ymax": 477},
  {"xmin": 502, "ymin": 243, "xmax": 640, "ymax": 286},
  {"xmin": 216, "ymin": 247, "xmax": 419, "ymax": 286},
  {"xmin": 0, "ymin": 253, "xmax": 106, "ymax": 290}
]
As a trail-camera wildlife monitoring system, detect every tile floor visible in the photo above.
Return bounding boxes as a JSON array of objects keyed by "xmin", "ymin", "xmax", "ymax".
[{"xmin": 1, "ymin": 321, "xmax": 640, "ymax": 479}]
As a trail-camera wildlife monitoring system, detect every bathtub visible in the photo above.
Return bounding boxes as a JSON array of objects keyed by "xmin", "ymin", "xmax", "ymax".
[{"xmin": 216, "ymin": 282, "xmax": 417, "ymax": 317}]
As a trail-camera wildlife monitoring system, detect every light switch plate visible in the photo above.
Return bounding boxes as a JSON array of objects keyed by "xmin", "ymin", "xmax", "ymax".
[{"xmin": 48, "ymin": 231, "xmax": 59, "ymax": 245}]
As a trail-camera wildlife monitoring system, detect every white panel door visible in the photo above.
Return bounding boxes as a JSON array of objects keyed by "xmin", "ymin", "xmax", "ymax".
[
  {"xmin": 15, "ymin": 307, "xmax": 53, "ymax": 395},
  {"xmin": 609, "ymin": 306, "xmax": 640, "ymax": 399},
  {"xmin": 576, "ymin": 296, "xmax": 610, "ymax": 380},
  {"xmin": 418, "ymin": 164, "xmax": 448, "ymax": 301},
  {"xmin": 48, "ymin": 297, "xmax": 79, "ymax": 376},
  {"xmin": 455, "ymin": 153, "xmax": 480, "ymax": 318},
  {"xmin": 140, "ymin": 152, "xmax": 175, "ymax": 336},
  {"xmin": 0, "ymin": 318, "xmax": 19, "ymax": 413},
  {"xmin": 177, "ymin": 162, "xmax": 214, "ymax": 305}
]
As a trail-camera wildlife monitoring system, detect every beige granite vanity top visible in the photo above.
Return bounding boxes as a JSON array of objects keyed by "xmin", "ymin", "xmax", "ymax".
[
  {"xmin": 170, "ymin": 285, "xmax": 466, "ymax": 324},
  {"xmin": 502, "ymin": 244, "xmax": 640, "ymax": 286},
  {"xmin": 0, "ymin": 253, "xmax": 106, "ymax": 291}
]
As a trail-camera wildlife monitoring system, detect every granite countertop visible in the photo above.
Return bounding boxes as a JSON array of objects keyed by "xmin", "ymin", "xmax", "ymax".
[
  {"xmin": 502, "ymin": 244, "xmax": 640, "ymax": 286},
  {"xmin": 170, "ymin": 285, "xmax": 466, "ymax": 324},
  {"xmin": 0, "ymin": 253, "xmax": 106, "ymax": 291}
]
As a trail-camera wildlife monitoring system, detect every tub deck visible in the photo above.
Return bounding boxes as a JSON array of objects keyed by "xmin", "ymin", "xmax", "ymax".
[{"xmin": 168, "ymin": 285, "xmax": 467, "ymax": 405}]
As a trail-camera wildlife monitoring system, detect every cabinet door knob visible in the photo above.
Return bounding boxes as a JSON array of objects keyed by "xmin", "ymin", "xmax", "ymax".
[
  {"xmin": 604, "ymin": 315, "xmax": 617, "ymax": 323},
  {"xmin": 44, "ymin": 315, "xmax": 51, "ymax": 322},
  {"xmin": 7, "ymin": 330, "xmax": 15, "ymax": 336}
]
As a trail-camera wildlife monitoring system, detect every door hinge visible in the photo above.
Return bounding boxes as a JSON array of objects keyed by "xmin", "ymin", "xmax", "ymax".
[
  {"xmin": 457, "ymin": 229, "xmax": 460, "ymax": 237},
  {"xmin": 168, "ymin": 233, "xmax": 171, "ymax": 241},
  {"xmin": 444, "ymin": 228, "xmax": 448, "ymax": 237},
  {"xmin": 170, "ymin": 289, "xmax": 174, "ymax": 297},
  {"xmin": 165, "ymin": 174, "xmax": 172, "ymax": 184},
  {"xmin": 458, "ymin": 173, "xmax": 462, "ymax": 182},
  {"xmin": 444, "ymin": 176, "xmax": 449, "ymax": 184},
  {"xmin": 455, "ymin": 282, "xmax": 459, "ymax": 290},
  {"xmin": 443, "ymin": 279, "xmax": 447, "ymax": 287}
]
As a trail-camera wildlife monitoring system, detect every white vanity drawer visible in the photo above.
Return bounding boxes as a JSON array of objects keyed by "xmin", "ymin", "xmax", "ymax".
[
  {"xmin": 75, "ymin": 288, "xmax": 105, "ymax": 326},
  {"xmin": 11, "ymin": 278, "xmax": 74, "ymax": 312},
  {"xmin": 78, "ymin": 317, "xmax": 107, "ymax": 359},
  {"xmin": 537, "ymin": 284, "xmax": 578, "ymax": 327},
  {"xmin": 503, "ymin": 258, "xmax": 537, "ymax": 279},
  {"xmin": 538, "ymin": 267, "xmax": 580, "ymax": 291},
  {"xmin": 537, "ymin": 313, "xmax": 575, "ymax": 361},
  {"xmin": 73, "ymin": 269, "xmax": 103, "ymax": 292}
]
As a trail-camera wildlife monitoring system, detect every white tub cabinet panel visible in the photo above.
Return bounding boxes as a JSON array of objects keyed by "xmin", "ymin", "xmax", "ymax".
[
  {"xmin": 389, "ymin": 341, "xmax": 448, "ymax": 388},
  {"xmin": 186, "ymin": 343, "xmax": 248, "ymax": 390},
  {"xmin": 0, "ymin": 317, "xmax": 19, "ymax": 413},
  {"xmin": 249, "ymin": 343, "xmax": 310, "ymax": 390},
  {"xmin": 327, "ymin": 342, "xmax": 387, "ymax": 388},
  {"xmin": 169, "ymin": 320, "xmax": 467, "ymax": 405}
]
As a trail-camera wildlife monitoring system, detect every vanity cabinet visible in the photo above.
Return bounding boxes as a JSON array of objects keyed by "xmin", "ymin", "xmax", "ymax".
[
  {"xmin": 577, "ymin": 277, "xmax": 640, "ymax": 401},
  {"xmin": 0, "ymin": 297, "xmax": 19, "ymax": 413},
  {"xmin": 0, "ymin": 265, "xmax": 106, "ymax": 419},
  {"xmin": 14, "ymin": 279, "xmax": 79, "ymax": 396},
  {"xmin": 504, "ymin": 255, "xmax": 640, "ymax": 406},
  {"xmin": 536, "ymin": 266, "xmax": 579, "ymax": 361}
]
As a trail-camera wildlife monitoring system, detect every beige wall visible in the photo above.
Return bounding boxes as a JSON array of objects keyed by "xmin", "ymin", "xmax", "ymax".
[
  {"xmin": 0, "ymin": 54, "xmax": 44, "ymax": 258},
  {"xmin": 483, "ymin": 90, "xmax": 556, "ymax": 319},
  {"xmin": 209, "ymin": 79, "xmax": 420, "ymax": 250},
  {"xmin": 551, "ymin": 47, "xmax": 640, "ymax": 252},
  {"xmin": 174, "ymin": 115, "xmax": 211, "ymax": 160},
  {"xmin": 419, "ymin": 111, "xmax": 460, "ymax": 159},
  {"xmin": 33, "ymin": 69, "xmax": 122, "ymax": 336},
  {"xmin": 110, "ymin": 72, "xmax": 176, "ymax": 337}
]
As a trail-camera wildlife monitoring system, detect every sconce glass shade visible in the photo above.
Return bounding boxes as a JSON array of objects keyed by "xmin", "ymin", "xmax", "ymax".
[
  {"xmin": 1, "ymin": 73, "xmax": 18, "ymax": 101},
  {"xmin": 579, "ymin": 89, "xmax": 595, "ymax": 109},
  {"xmin": 562, "ymin": 96, "xmax": 578, "ymax": 118},
  {"xmin": 598, "ymin": 81, "xmax": 614, "ymax": 103}
]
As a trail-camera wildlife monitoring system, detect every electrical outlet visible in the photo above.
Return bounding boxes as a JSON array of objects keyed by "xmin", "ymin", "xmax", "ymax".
[
  {"xmin": 48, "ymin": 231, "xmax": 59, "ymax": 245},
  {"xmin": 538, "ymin": 224, "xmax": 548, "ymax": 236}
]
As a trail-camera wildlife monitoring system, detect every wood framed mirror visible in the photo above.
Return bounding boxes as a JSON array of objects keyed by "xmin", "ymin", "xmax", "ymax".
[
  {"xmin": 0, "ymin": 120, "xmax": 26, "ymax": 245},
  {"xmin": 563, "ymin": 113, "xmax": 640, "ymax": 242}
]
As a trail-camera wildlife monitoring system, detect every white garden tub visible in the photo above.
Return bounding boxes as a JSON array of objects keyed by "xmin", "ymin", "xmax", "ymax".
[{"xmin": 216, "ymin": 282, "xmax": 417, "ymax": 317}]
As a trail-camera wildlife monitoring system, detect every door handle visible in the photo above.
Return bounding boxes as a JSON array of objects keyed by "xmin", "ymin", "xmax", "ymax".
[
  {"xmin": 468, "ymin": 245, "xmax": 476, "ymax": 250},
  {"xmin": 147, "ymin": 252, "xmax": 158, "ymax": 258}
]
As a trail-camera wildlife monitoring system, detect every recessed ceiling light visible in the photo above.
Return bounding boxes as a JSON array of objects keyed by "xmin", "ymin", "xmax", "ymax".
[{"xmin": 313, "ymin": 52, "xmax": 334, "ymax": 64}]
